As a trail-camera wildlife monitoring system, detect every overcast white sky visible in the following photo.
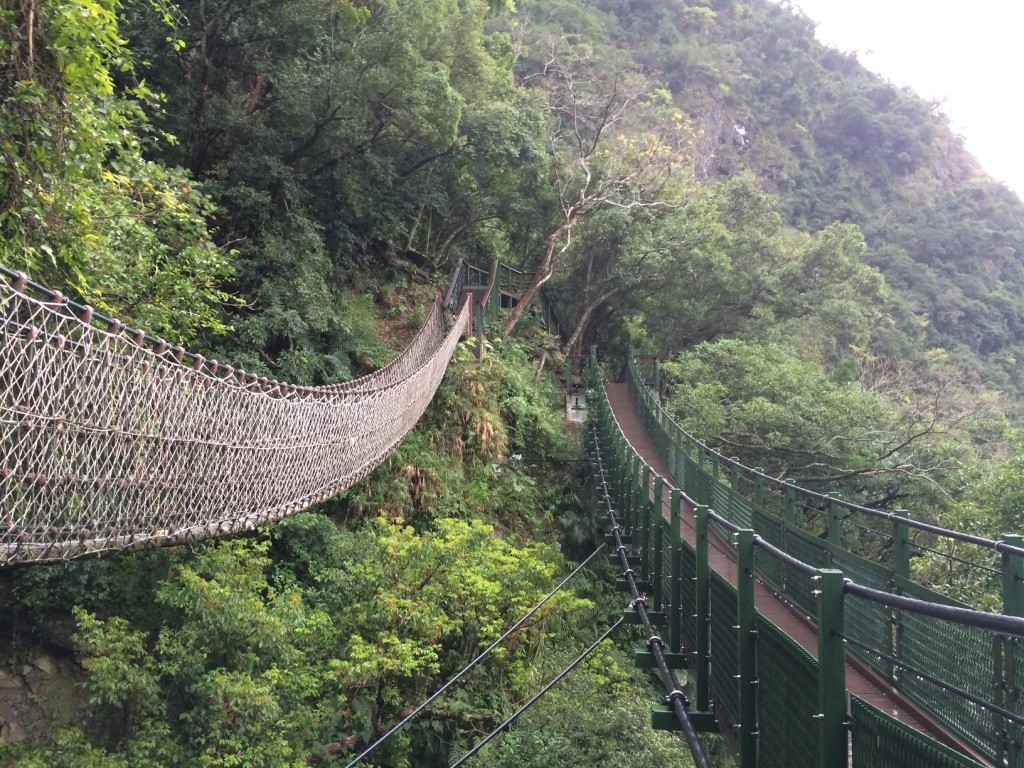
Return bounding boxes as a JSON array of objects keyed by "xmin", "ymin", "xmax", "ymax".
[{"xmin": 780, "ymin": 0, "xmax": 1024, "ymax": 198}]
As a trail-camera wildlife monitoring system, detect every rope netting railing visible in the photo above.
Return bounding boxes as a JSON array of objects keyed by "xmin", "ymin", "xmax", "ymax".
[{"xmin": 1, "ymin": 266, "xmax": 472, "ymax": 565}]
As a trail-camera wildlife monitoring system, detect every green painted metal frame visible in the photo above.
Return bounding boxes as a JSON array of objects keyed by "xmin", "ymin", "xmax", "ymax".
[{"xmin": 587, "ymin": 349, "xmax": 1021, "ymax": 767}]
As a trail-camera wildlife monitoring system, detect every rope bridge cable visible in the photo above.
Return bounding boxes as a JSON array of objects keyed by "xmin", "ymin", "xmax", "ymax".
[
  {"xmin": 0, "ymin": 264, "xmax": 473, "ymax": 564},
  {"xmin": 343, "ymin": 542, "xmax": 608, "ymax": 768}
]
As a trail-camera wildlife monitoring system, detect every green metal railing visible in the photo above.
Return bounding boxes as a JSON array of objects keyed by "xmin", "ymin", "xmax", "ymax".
[
  {"xmin": 614, "ymin": 351, "xmax": 1024, "ymax": 767},
  {"xmin": 586, "ymin": 349, "xmax": 1024, "ymax": 767},
  {"xmin": 452, "ymin": 261, "xmax": 562, "ymax": 342}
]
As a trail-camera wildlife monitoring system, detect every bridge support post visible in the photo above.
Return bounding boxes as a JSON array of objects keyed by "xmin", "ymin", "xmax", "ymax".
[
  {"xmin": 684, "ymin": 445, "xmax": 698, "ymax": 501},
  {"xmin": 627, "ymin": 454, "xmax": 640, "ymax": 539},
  {"xmin": 816, "ymin": 568, "xmax": 847, "ymax": 768},
  {"xmin": 640, "ymin": 465, "xmax": 652, "ymax": 580},
  {"xmin": 784, "ymin": 482, "xmax": 797, "ymax": 526},
  {"xmin": 1001, "ymin": 533, "xmax": 1024, "ymax": 766},
  {"xmin": 611, "ymin": 435, "xmax": 623, "ymax": 525},
  {"xmin": 736, "ymin": 528, "xmax": 757, "ymax": 768},
  {"xmin": 614, "ymin": 436, "xmax": 626, "ymax": 525},
  {"xmin": 825, "ymin": 494, "xmax": 842, "ymax": 558},
  {"xmin": 695, "ymin": 504, "xmax": 711, "ymax": 712},
  {"xmin": 669, "ymin": 489, "xmax": 683, "ymax": 655},
  {"xmin": 652, "ymin": 476, "xmax": 665, "ymax": 609},
  {"xmin": 892, "ymin": 512, "xmax": 911, "ymax": 685}
]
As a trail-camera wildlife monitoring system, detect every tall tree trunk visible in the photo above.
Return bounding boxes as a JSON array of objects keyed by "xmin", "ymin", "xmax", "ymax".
[
  {"xmin": 501, "ymin": 219, "xmax": 575, "ymax": 337},
  {"xmin": 566, "ymin": 286, "xmax": 620, "ymax": 353}
]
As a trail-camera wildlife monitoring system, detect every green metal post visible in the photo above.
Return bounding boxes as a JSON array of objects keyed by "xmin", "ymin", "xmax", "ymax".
[
  {"xmin": 1002, "ymin": 534, "xmax": 1024, "ymax": 617},
  {"xmin": 688, "ymin": 446, "xmax": 701, "ymax": 502},
  {"xmin": 670, "ymin": 489, "xmax": 683, "ymax": 654},
  {"xmin": 785, "ymin": 482, "xmax": 797, "ymax": 526},
  {"xmin": 695, "ymin": 504, "xmax": 711, "ymax": 711},
  {"xmin": 736, "ymin": 529, "xmax": 757, "ymax": 768},
  {"xmin": 826, "ymin": 494, "xmax": 842, "ymax": 552},
  {"xmin": 1001, "ymin": 533, "xmax": 1024, "ymax": 767},
  {"xmin": 640, "ymin": 465, "xmax": 652, "ymax": 579},
  {"xmin": 628, "ymin": 454, "xmax": 640, "ymax": 538},
  {"xmin": 892, "ymin": 511, "xmax": 911, "ymax": 685},
  {"xmin": 817, "ymin": 569, "xmax": 847, "ymax": 768},
  {"xmin": 652, "ymin": 476, "xmax": 665, "ymax": 608},
  {"xmin": 730, "ymin": 461, "xmax": 741, "ymax": 524},
  {"xmin": 617, "ymin": 443, "xmax": 629, "ymax": 531},
  {"xmin": 753, "ymin": 468, "xmax": 764, "ymax": 511},
  {"xmin": 893, "ymin": 513, "xmax": 911, "ymax": 585},
  {"xmin": 653, "ymin": 359, "xmax": 661, "ymax": 399}
]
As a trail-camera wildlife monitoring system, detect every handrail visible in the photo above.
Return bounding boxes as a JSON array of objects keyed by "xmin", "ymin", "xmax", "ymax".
[
  {"xmin": 625, "ymin": 354, "xmax": 1024, "ymax": 560},
  {"xmin": 595, "ymin": 348, "xmax": 1024, "ymax": 766}
]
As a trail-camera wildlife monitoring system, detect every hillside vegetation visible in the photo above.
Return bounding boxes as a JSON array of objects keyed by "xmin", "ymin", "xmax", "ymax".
[{"xmin": 3, "ymin": 0, "xmax": 1024, "ymax": 764}]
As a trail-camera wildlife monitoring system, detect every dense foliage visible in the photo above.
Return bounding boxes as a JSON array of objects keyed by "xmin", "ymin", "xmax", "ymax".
[
  {"xmin": 6, "ymin": 0, "xmax": 1024, "ymax": 763},
  {"xmin": 1, "ymin": 341, "xmax": 696, "ymax": 766}
]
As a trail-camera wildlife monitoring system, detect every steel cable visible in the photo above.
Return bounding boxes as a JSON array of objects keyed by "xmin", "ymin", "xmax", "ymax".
[
  {"xmin": 447, "ymin": 617, "xmax": 626, "ymax": 768},
  {"xmin": 590, "ymin": 424, "xmax": 712, "ymax": 768},
  {"xmin": 343, "ymin": 543, "xmax": 608, "ymax": 768}
]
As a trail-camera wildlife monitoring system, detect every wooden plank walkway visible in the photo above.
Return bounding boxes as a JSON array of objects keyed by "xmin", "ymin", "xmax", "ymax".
[{"xmin": 604, "ymin": 382, "xmax": 985, "ymax": 765}]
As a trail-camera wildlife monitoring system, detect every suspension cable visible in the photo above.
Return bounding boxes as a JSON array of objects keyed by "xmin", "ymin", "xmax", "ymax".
[
  {"xmin": 447, "ymin": 616, "xmax": 626, "ymax": 768},
  {"xmin": 343, "ymin": 542, "xmax": 608, "ymax": 768},
  {"xmin": 591, "ymin": 425, "xmax": 713, "ymax": 768}
]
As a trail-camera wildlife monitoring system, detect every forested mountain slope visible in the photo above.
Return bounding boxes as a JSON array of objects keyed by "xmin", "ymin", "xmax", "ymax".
[
  {"xmin": 3, "ymin": 0, "xmax": 1024, "ymax": 764},
  {"xmin": 526, "ymin": 0, "xmax": 1024, "ymax": 391}
]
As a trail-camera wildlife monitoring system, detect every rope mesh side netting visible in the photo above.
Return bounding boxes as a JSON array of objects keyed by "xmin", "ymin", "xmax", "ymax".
[{"xmin": 0, "ymin": 272, "xmax": 471, "ymax": 564}]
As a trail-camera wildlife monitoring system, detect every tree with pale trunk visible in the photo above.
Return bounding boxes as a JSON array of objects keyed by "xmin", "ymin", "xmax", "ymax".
[{"xmin": 500, "ymin": 36, "xmax": 694, "ymax": 339}]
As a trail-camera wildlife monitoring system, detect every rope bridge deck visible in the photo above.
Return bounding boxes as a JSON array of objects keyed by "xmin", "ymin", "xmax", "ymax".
[{"xmin": 0, "ymin": 268, "xmax": 473, "ymax": 564}]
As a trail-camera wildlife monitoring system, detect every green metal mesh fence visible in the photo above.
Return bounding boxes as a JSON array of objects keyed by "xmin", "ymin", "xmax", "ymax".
[
  {"xmin": 606, "ymin": 354, "xmax": 1020, "ymax": 767},
  {"xmin": 711, "ymin": 482, "xmax": 733, "ymax": 523},
  {"xmin": 756, "ymin": 615, "xmax": 820, "ymax": 768},
  {"xmin": 710, "ymin": 570, "xmax": 739, "ymax": 722},
  {"xmin": 695, "ymin": 469, "xmax": 714, "ymax": 511},
  {"xmin": 729, "ymin": 490, "xmax": 755, "ymax": 530},
  {"xmin": 896, "ymin": 583, "xmax": 1001, "ymax": 762},
  {"xmin": 830, "ymin": 548, "xmax": 894, "ymax": 680},
  {"xmin": 850, "ymin": 695, "xmax": 985, "ymax": 768},
  {"xmin": 781, "ymin": 527, "xmax": 830, "ymax": 615},
  {"xmin": 753, "ymin": 509, "xmax": 787, "ymax": 594}
]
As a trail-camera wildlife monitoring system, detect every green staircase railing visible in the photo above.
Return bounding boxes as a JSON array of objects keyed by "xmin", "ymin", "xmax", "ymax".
[
  {"xmin": 443, "ymin": 259, "xmax": 560, "ymax": 339},
  {"xmin": 587, "ymin": 349, "xmax": 1024, "ymax": 768}
]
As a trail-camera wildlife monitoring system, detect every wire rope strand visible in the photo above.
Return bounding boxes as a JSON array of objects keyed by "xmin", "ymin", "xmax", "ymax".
[
  {"xmin": 447, "ymin": 617, "xmax": 626, "ymax": 768},
  {"xmin": 342, "ymin": 542, "xmax": 608, "ymax": 768}
]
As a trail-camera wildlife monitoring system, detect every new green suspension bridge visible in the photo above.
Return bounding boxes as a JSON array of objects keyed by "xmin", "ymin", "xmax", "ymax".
[{"xmin": 1, "ymin": 260, "xmax": 1022, "ymax": 767}]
